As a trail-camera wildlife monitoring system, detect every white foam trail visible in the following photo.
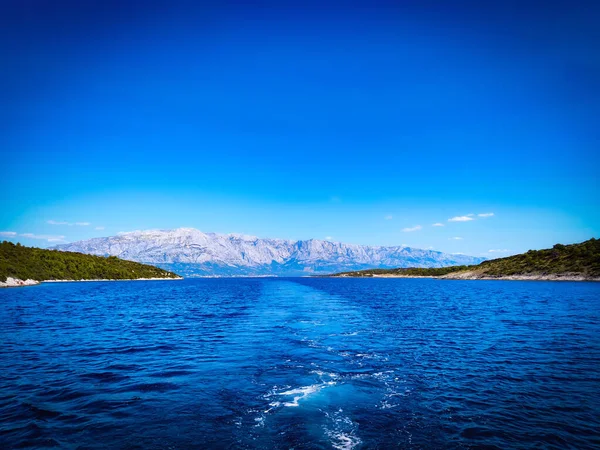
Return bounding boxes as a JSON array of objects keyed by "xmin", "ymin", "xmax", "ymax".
[
  {"xmin": 325, "ymin": 409, "xmax": 362, "ymax": 450},
  {"xmin": 330, "ymin": 432, "xmax": 362, "ymax": 450},
  {"xmin": 277, "ymin": 381, "xmax": 336, "ymax": 407},
  {"xmin": 253, "ymin": 416, "xmax": 265, "ymax": 428},
  {"xmin": 310, "ymin": 370, "xmax": 339, "ymax": 379}
]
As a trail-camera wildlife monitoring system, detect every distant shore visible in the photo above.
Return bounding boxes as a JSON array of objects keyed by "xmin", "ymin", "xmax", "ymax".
[
  {"xmin": 334, "ymin": 273, "xmax": 600, "ymax": 282},
  {"xmin": 0, "ymin": 277, "xmax": 183, "ymax": 288}
]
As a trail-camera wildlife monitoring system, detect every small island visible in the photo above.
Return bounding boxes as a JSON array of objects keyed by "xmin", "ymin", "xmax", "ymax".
[
  {"xmin": 0, "ymin": 241, "xmax": 182, "ymax": 287},
  {"xmin": 330, "ymin": 238, "xmax": 600, "ymax": 281}
]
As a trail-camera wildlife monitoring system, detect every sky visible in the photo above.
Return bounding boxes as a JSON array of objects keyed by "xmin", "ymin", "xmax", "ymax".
[{"xmin": 1, "ymin": 0, "xmax": 599, "ymax": 257}]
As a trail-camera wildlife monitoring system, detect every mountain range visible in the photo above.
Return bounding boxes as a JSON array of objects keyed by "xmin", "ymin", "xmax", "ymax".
[{"xmin": 53, "ymin": 228, "xmax": 486, "ymax": 277}]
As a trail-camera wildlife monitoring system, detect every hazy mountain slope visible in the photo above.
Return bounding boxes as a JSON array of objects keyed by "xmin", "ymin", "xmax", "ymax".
[{"xmin": 54, "ymin": 228, "xmax": 486, "ymax": 276}]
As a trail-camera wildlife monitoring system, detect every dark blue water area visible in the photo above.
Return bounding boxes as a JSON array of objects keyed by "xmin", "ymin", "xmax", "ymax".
[{"xmin": 1, "ymin": 278, "xmax": 599, "ymax": 449}]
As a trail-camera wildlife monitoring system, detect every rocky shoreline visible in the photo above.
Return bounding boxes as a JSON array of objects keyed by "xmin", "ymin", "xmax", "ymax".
[
  {"xmin": 0, "ymin": 277, "xmax": 183, "ymax": 288},
  {"xmin": 440, "ymin": 272, "xmax": 599, "ymax": 281},
  {"xmin": 335, "ymin": 272, "xmax": 599, "ymax": 282},
  {"xmin": 0, "ymin": 277, "xmax": 40, "ymax": 288}
]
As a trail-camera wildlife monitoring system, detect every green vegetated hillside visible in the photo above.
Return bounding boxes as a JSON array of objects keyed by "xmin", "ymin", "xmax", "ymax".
[
  {"xmin": 0, "ymin": 241, "xmax": 181, "ymax": 282},
  {"xmin": 332, "ymin": 238, "xmax": 600, "ymax": 279}
]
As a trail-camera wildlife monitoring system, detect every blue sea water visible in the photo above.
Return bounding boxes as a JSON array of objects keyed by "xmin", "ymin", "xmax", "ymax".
[{"xmin": 0, "ymin": 278, "xmax": 599, "ymax": 449}]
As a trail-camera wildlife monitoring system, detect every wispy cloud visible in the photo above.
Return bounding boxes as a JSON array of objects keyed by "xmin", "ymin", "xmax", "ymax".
[
  {"xmin": 450, "ymin": 236, "xmax": 463, "ymax": 240},
  {"xmin": 20, "ymin": 233, "xmax": 66, "ymax": 242},
  {"xmin": 1, "ymin": 231, "xmax": 68, "ymax": 242},
  {"xmin": 47, "ymin": 220, "xmax": 91, "ymax": 226},
  {"xmin": 451, "ymin": 252, "xmax": 465, "ymax": 255},
  {"xmin": 325, "ymin": 236, "xmax": 333, "ymax": 240},
  {"xmin": 432, "ymin": 223, "xmax": 444, "ymax": 227},
  {"xmin": 478, "ymin": 212, "xmax": 494, "ymax": 218},
  {"xmin": 95, "ymin": 226, "xmax": 105, "ymax": 230},
  {"xmin": 384, "ymin": 215, "xmax": 393, "ymax": 220},
  {"xmin": 448, "ymin": 216, "xmax": 474, "ymax": 222},
  {"xmin": 402, "ymin": 225, "xmax": 422, "ymax": 232},
  {"xmin": 488, "ymin": 249, "xmax": 509, "ymax": 253}
]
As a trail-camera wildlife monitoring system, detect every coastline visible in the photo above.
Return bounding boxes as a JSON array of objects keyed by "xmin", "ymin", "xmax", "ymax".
[
  {"xmin": 0, "ymin": 277, "xmax": 183, "ymax": 288},
  {"xmin": 439, "ymin": 271, "xmax": 599, "ymax": 282},
  {"xmin": 334, "ymin": 273, "xmax": 599, "ymax": 282}
]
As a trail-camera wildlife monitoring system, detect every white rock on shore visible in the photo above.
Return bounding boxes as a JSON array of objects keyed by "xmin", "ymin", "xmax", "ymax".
[
  {"xmin": 0, "ymin": 277, "xmax": 183, "ymax": 288},
  {"xmin": 0, "ymin": 277, "xmax": 40, "ymax": 288},
  {"xmin": 43, "ymin": 277, "xmax": 183, "ymax": 283},
  {"xmin": 335, "ymin": 272, "xmax": 599, "ymax": 282},
  {"xmin": 441, "ymin": 271, "xmax": 600, "ymax": 281}
]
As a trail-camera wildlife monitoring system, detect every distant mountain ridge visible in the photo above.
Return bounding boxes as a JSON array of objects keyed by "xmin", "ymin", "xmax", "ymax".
[{"xmin": 53, "ymin": 228, "xmax": 486, "ymax": 277}]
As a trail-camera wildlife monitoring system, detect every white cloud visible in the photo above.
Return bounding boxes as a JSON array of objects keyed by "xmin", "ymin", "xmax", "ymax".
[
  {"xmin": 47, "ymin": 220, "xmax": 90, "ymax": 226},
  {"xmin": 488, "ymin": 249, "xmax": 509, "ymax": 253},
  {"xmin": 384, "ymin": 215, "xmax": 393, "ymax": 220},
  {"xmin": 450, "ymin": 236, "xmax": 463, "ymax": 240},
  {"xmin": 432, "ymin": 223, "xmax": 444, "ymax": 227},
  {"xmin": 467, "ymin": 213, "xmax": 475, "ymax": 216},
  {"xmin": 1, "ymin": 230, "xmax": 67, "ymax": 242},
  {"xmin": 20, "ymin": 233, "xmax": 66, "ymax": 242},
  {"xmin": 325, "ymin": 236, "xmax": 333, "ymax": 240},
  {"xmin": 451, "ymin": 252, "xmax": 465, "ymax": 255},
  {"xmin": 95, "ymin": 226, "xmax": 105, "ymax": 230},
  {"xmin": 426, "ymin": 246, "xmax": 434, "ymax": 250},
  {"xmin": 478, "ymin": 212, "xmax": 494, "ymax": 218},
  {"xmin": 448, "ymin": 216, "xmax": 474, "ymax": 222},
  {"xmin": 402, "ymin": 225, "xmax": 422, "ymax": 232}
]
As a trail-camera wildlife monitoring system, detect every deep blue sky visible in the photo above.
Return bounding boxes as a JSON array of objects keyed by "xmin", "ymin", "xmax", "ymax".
[{"xmin": 1, "ymin": 0, "xmax": 598, "ymax": 256}]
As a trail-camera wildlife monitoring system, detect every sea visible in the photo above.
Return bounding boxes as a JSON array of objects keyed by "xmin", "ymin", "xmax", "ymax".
[{"xmin": 1, "ymin": 278, "xmax": 599, "ymax": 449}]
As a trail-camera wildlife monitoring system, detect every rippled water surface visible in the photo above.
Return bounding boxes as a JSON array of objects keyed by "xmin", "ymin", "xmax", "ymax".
[{"xmin": 1, "ymin": 278, "xmax": 599, "ymax": 449}]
